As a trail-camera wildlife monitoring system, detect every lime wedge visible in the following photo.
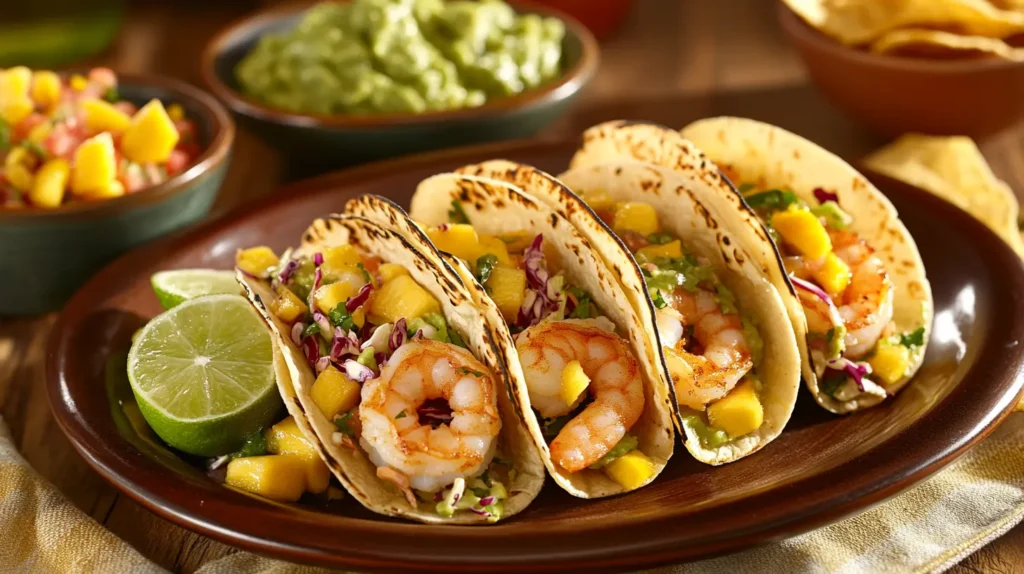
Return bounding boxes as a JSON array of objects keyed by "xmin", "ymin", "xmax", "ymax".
[
  {"xmin": 127, "ymin": 294, "xmax": 282, "ymax": 456},
  {"xmin": 151, "ymin": 269, "xmax": 242, "ymax": 310}
]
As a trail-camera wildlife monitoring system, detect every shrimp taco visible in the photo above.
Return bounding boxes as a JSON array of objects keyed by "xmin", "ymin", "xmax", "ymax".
[
  {"xmin": 237, "ymin": 214, "xmax": 544, "ymax": 524},
  {"xmin": 571, "ymin": 118, "xmax": 932, "ymax": 413},
  {"xmin": 452, "ymin": 160, "xmax": 801, "ymax": 465},
  {"xmin": 346, "ymin": 176, "xmax": 676, "ymax": 498}
]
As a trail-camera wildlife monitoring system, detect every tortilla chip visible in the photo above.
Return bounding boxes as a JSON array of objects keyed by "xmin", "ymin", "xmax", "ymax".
[
  {"xmin": 864, "ymin": 134, "xmax": 1024, "ymax": 259},
  {"xmin": 783, "ymin": 0, "xmax": 1024, "ymax": 45},
  {"xmin": 870, "ymin": 28, "xmax": 1024, "ymax": 59}
]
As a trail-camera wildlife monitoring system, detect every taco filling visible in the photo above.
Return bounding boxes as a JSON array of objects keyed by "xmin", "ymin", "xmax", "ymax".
[
  {"xmin": 577, "ymin": 193, "xmax": 767, "ymax": 448},
  {"xmin": 425, "ymin": 218, "xmax": 658, "ymax": 491},
  {"xmin": 236, "ymin": 243, "xmax": 511, "ymax": 521},
  {"xmin": 734, "ymin": 181, "xmax": 926, "ymax": 402}
]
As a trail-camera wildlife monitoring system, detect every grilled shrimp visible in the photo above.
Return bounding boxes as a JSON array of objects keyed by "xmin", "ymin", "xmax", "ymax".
[
  {"xmin": 359, "ymin": 339, "xmax": 501, "ymax": 494},
  {"xmin": 516, "ymin": 319, "xmax": 645, "ymax": 472},
  {"xmin": 666, "ymin": 288, "xmax": 753, "ymax": 410},
  {"xmin": 787, "ymin": 230, "xmax": 894, "ymax": 359}
]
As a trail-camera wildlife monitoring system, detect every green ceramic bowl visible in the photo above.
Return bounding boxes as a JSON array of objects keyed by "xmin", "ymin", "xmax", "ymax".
[
  {"xmin": 0, "ymin": 74, "xmax": 235, "ymax": 316},
  {"xmin": 200, "ymin": 0, "xmax": 599, "ymax": 177}
]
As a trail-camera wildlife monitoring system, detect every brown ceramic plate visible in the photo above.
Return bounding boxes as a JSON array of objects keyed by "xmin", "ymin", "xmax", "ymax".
[{"xmin": 48, "ymin": 139, "xmax": 1024, "ymax": 572}]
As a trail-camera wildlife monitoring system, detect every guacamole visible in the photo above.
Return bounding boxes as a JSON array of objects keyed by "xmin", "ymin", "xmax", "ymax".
[{"xmin": 235, "ymin": 0, "xmax": 566, "ymax": 115}]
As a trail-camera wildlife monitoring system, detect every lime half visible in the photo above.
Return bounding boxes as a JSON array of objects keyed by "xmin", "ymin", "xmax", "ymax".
[
  {"xmin": 127, "ymin": 294, "xmax": 281, "ymax": 456},
  {"xmin": 151, "ymin": 269, "xmax": 242, "ymax": 310}
]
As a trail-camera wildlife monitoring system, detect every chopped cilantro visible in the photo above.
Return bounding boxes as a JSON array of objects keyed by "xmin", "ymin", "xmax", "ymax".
[
  {"xmin": 448, "ymin": 199, "xmax": 469, "ymax": 223},
  {"xmin": 810, "ymin": 201, "xmax": 852, "ymax": 230},
  {"xmin": 355, "ymin": 262, "xmax": 372, "ymax": 283},
  {"xmin": 22, "ymin": 140, "xmax": 47, "ymax": 160},
  {"xmin": 652, "ymin": 289, "xmax": 668, "ymax": 309},
  {"xmin": 104, "ymin": 87, "xmax": 119, "ymax": 102},
  {"xmin": 744, "ymin": 189, "xmax": 799, "ymax": 212},
  {"xmin": 715, "ymin": 283, "xmax": 737, "ymax": 315},
  {"xmin": 329, "ymin": 303, "xmax": 357, "ymax": 331},
  {"xmin": 475, "ymin": 254, "xmax": 498, "ymax": 285},
  {"xmin": 541, "ymin": 415, "xmax": 571, "ymax": 439},
  {"xmin": 232, "ymin": 428, "xmax": 268, "ymax": 458},
  {"xmin": 646, "ymin": 232, "xmax": 675, "ymax": 245},
  {"xmin": 334, "ymin": 412, "xmax": 356, "ymax": 436},
  {"xmin": 302, "ymin": 323, "xmax": 320, "ymax": 338},
  {"xmin": 820, "ymin": 371, "xmax": 847, "ymax": 397},
  {"xmin": 395, "ymin": 410, "xmax": 407, "ymax": 419},
  {"xmin": 449, "ymin": 329, "xmax": 468, "ymax": 349},
  {"xmin": 899, "ymin": 327, "xmax": 926, "ymax": 348},
  {"xmin": 643, "ymin": 255, "xmax": 715, "ymax": 292},
  {"xmin": 0, "ymin": 118, "xmax": 10, "ymax": 151},
  {"xmin": 737, "ymin": 182, "xmax": 757, "ymax": 194},
  {"xmin": 567, "ymin": 286, "xmax": 594, "ymax": 319},
  {"xmin": 458, "ymin": 367, "xmax": 484, "ymax": 377}
]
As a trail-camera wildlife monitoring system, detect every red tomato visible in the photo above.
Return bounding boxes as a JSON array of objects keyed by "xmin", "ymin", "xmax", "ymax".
[
  {"xmin": 166, "ymin": 150, "xmax": 189, "ymax": 176},
  {"xmin": 174, "ymin": 119, "xmax": 196, "ymax": 143},
  {"xmin": 114, "ymin": 101, "xmax": 137, "ymax": 116},
  {"xmin": 45, "ymin": 124, "xmax": 79, "ymax": 159}
]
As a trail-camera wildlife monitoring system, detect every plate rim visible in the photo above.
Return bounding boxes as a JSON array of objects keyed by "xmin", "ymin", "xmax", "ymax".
[{"xmin": 46, "ymin": 138, "xmax": 1024, "ymax": 572}]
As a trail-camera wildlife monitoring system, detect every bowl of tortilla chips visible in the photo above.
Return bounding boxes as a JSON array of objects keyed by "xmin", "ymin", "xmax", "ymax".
[{"xmin": 778, "ymin": 0, "xmax": 1024, "ymax": 139}]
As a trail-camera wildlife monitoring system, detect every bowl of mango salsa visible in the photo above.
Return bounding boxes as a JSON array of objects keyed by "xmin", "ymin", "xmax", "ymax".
[{"xmin": 0, "ymin": 67, "xmax": 234, "ymax": 315}]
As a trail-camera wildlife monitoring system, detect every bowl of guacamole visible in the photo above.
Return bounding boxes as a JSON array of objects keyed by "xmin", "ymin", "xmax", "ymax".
[{"xmin": 201, "ymin": 0, "xmax": 598, "ymax": 175}]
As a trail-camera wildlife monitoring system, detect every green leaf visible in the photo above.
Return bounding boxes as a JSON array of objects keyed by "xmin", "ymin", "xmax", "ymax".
[
  {"xmin": 810, "ymin": 201, "xmax": 852, "ymax": 230},
  {"xmin": 334, "ymin": 412, "xmax": 356, "ymax": 436},
  {"xmin": 652, "ymin": 289, "xmax": 668, "ymax": 309},
  {"xmin": 458, "ymin": 367, "xmax": 484, "ymax": 377},
  {"xmin": 899, "ymin": 326, "xmax": 926, "ymax": 348},
  {"xmin": 449, "ymin": 329, "xmax": 468, "ymax": 349},
  {"xmin": 0, "ymin": 118, "xmax": 10, "ymax": 151},
  {"xmin": 302, "ymin": 322, "xmax": 320, "ymax": 338},
  {"xmin": 355, "ymin": 262, "xmax": 372, "ymax": 283},
  {"xmin": 737, "ymin": 182, "xmax": 757, "ymax": 194},
  {"xmin": 448, "ymin": 199, "xmax": 469, "ymax": 224},
  {"xmin": 104, "ymin": 87, "xmax": 119, "ymax": 103},
  {"xmin": 232, "ymin": 428, "xmax": 268, "ymax": 459},
  {"xmin": 567, "ymin": 286, "xmax": 594, "ymax": 319},
  {"xmin": 744, "ymin": 189, "xmax": 799, "ymax": 212},
  {"xmin": 329, "ymin": 303, "xmax": 357, "ymax": 332},
  {"xmin": 820, "ymin": 371, "xmax": 847, "ymax": 397},
  {"xmin": 588, "ymin": 434, "xmax": 638, "ymax": 469},
  {"xmin": 395, "ymin": 410, "xmax": 407, "ymax": 420},
  {"xmin": 22, "ymin": 140, "xmax": 47, "ymax": 160},
  {"xmin": 475, "ymin": 254, "xmax": 498, "ymax": 285}
]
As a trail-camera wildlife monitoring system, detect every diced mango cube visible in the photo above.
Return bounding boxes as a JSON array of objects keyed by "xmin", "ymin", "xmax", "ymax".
[
  {"xmin": 82, "ymin": 98, "xmax": 132, "ymax": 133},
  {"xmin": 486, "ymin": 266, "xmax": 526, "ymax": 320},
  {"xmin": 352, "ymin": 307, "xmax": 366, "ymax": 328},
  {"xmin": 81, "ymin": 179, "xmax": 126, "ymax": 201},
  {"xmin": 1, "ymin": 67, "xmax": 32, "ymax": 100},
  {"xmin": 581, "ymin": 189, "xmax": 616, "ymax": 214},
  {"xmin": 265, "ymin": 416, "xmax": 330, "ymax": 494},
  {"xmin": 321, "ymin": 245, "xmax": 362, "ymax": 275},
  {"xmin": 271, "ymin": 287, "xmax": 308, "ymax": 323},
  {"xmin": 771, "ymin": 208, "xmax": 831, "ymax": 260},
  {"xmin": 603, "ymin": 450, "xmax": 656, "ymax": 490},
  {"xmin": 235, "ymin": 246, "xmax": 279, "ymax": 277},
  {"xmin": 314, "ymin": 281, "xmax": 359, "ymax": 315},
  {"xmin": 69, "ymin": 74, "xmax": 88, "ymax": 92},
  {"xmin": 1, "ymin": 96, "xmax": 33, "ymax": 125},
  {"xmin": 167, "ymin": 102, "xmax": 185, "ymax": 122},
  {"xmin": 29, "ymin": 158, "xmax": 70, "ymax": 209},
  {"xmin": 369, "ymin": 274, "xmax": 440, "ymax": 323},
  {"xmin": 225, "ymin": 455, "xmax": 307, "ymax": 502},
  {"xmin": 707, "ymin": 380, "xmax": 763, "ymax": 438},
  {"xmin": 495, "ymin": 231, "xmax": 534, "ymax": 254},
  {"xmin": 868, "ymin": 340, "xmax": 910, "ymax": 386},
  {"xmin": 5, "ymin": 146, "xmax": 35, "ymax": 170},
  {"xmin": 30, "ymin": 71, "xmax": 61, "ymax": 109},
  {"xmin": 121, "ymin": 99, "xmax": 180, "ymax": 163},
  {"xmin": 5, "ymin": 164, "xmax": 34, "ymax": 192},
  {"xmin": 636, "ymin": 239, "xmax": 682, "ymax": 261},
  {"xmin": 70, "ymin": 132, "xmax": 117, "ymax": 196},
  {"xmin": 27, "ymin": 121, "xmax": 52, "ymax": 144},
  {"xmin": 813, "ymin": 252, "xmax": 851, "ymax": 297},
  {"xmin": 560, "ymin": 360, "xmax": 590, "ymax": 406},
  {"xmin": 427, "ymin": 224, "xmax": 482, "ymax": 262},
  {"xmin": 613, "ymin": 202, "xmax": 660, "ymax": 236},
  {"xmin": 310, "ymin": 365, "xmax": 361, "ymax": 419},
  {"xmin": 377, "ymin": 263, "xmax": 408, "ymax": 283},
  {"xmin": 477, "ymin": 234, "xmax": 512, "ymax": 266}
]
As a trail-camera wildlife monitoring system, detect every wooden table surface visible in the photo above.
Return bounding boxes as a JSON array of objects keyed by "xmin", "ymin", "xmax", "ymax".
[{"xmin": 3, "ymin": 0, "xmax": 1024, "ymax": 571}]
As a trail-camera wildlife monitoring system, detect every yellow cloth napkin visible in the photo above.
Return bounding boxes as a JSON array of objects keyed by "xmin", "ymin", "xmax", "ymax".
[{"xmin": 5, "ymin": 135, "xmax": 1024, "ymax": 573}]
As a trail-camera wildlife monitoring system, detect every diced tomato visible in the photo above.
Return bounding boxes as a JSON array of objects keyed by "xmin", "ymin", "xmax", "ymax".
[
  {"xmin": 44, "ymin": 123, "xmax": 80, "ymax": 159},
  {"xmin": 88, "ymin": 68, "xmax": 117, "ymax": 92},
  {"xmin": 121, "ymin": 162, "xmax": 146, "ymax": 193},
  {"xmin": 14, "ymin": 113, "xmax": 47, "ymax": 140},
  {"xmin": 174, "ymin": 119, "xmax": 196, "ymax": 143},
  {"xmin": 165, "ymin": 149, "xmax": 189, "ymax": 176}
]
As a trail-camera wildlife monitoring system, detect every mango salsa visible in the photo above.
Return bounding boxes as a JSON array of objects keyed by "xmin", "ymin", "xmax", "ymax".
[
  {"xmin": 235, "ymin": 246, "xmax": 280, "ymax": 277},
  {"xmin": 30, "ymin": 70, "xmax": 61, "ymax": 109},
  {"xmin": 477, "ymin": 234, "xmax": 512, "ymax": 266},
  {"xmin": 613, "ymin": 202, "xmax": 660, "ymax": 236},
  {"xmin": 427, "ymin": 224, "xmax": 480, "ymax": 262},
  {"xmin": 70, "ymin": 133, "xmax": 118, "ymax": 196},
  {"xmin": 1, "ymin": 97, "xmax": 33, "ymax": 125},
  {"xmin": 603, "ymin": 450, "xmax": 656, "ymax": 490},
  {"xmin": 0, "ymin": 66, "xmax": 31, "ymax": 100},
  {"xmin": 813, "ymin": 252, "xmax": 851, "ymax": 297},
  {"xmin": 706, "ymin": 380, "xmax": 763, "ymax": 438},
  {"xmin": 560, "ymin": 360, "xmax": 590, "ymax": 406},
  {"xmin": 310, "ymin": 365, "xmax": 361, "ymax": 419},
  {"xmin": 82, "ymin": 98, "xmax": 132, "ymax": 133},
  {"xmin": 265, "ymin": 416, "xmax": 330, "ymax": 494},
  {"xmin": 377, "ymin": 263, "xmax": 408, "ymax": 283},
  {"xmin": 369, "ymin": 274, "xmax": 440, "ymax": 323},
  {"xmin": 121, "ymin": 99, "xmax": 180, "ymax": 163},
  {"xmin": 636, "ymin": 239, "xmax": 682, "ymax": 261},
  {"xmin": 486, "ymin": 266, "xmax": 526, "ymax": 320},
  {"xmin": 271, "ymin": 287, "xmax": 308, "ymax": 323},
  {"xmin": 868, "ymin": 340, "xmax": 910, "ymax": 386},
  {"xmin": 29, "ymin": 159, "xmax": 70, "ymax": 209},
  {"xmin": 225, "ymin": 455, "xmax": 307, "ymax": 502},
  {"xmin": 313, "ymin": 281, "xmax": 360, "ymax": 315},
  {"xmin": 321, "ymin": 245, "xmax": 363, "ymax": 275},
  {"xmin": 771, "ymin": 208, "xmax": 832, "ymax": 260}
]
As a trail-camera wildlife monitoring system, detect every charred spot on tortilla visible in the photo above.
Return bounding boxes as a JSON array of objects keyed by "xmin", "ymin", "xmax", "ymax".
[
  {"xmin": 722, "ymin": 236, "xmax": 731, "ymax": 246},
  {"xmin": 615, "ymin": 166, "xmax": 623, "ymax": 176}
]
